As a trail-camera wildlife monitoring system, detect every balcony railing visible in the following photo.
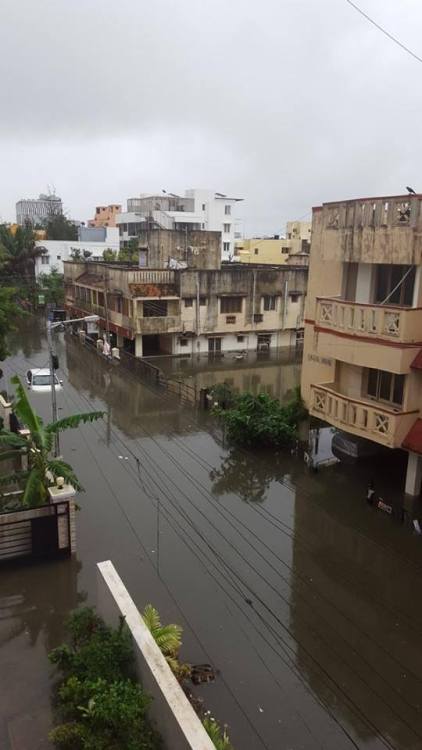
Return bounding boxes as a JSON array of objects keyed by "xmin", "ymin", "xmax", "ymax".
[
  {"xmin": 136, "ymin": 316, "xmax": 181, "ymax": 335},
  {"xmin": 310, "ymin": 383, "xmax": 419, "ymax": 448},
  {"xmin": 316, "ymin": 297, "xmax": 422, "ymax": 344},
  {"xmin": 128, "ymin": 270, "xmax": 176, "ymax": 286}
]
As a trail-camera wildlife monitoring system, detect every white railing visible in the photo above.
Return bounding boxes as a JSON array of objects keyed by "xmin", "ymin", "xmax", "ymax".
[
  {"xmin": 316, "ymin": 297, "xmax": 422, "ymax": 343},
  {"xmin": 310, "ymin": 384, "xmax": 418, "ymax": 448}
]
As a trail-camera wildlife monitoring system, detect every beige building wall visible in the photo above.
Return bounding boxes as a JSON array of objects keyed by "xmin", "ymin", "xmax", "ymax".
[
  {"xmin": 301, "ymin": 195, "xmax": 422, "ymax": 481},
  {"xmin": 235, "ymin": 223, "xmax": 311, "ymax": 265}
]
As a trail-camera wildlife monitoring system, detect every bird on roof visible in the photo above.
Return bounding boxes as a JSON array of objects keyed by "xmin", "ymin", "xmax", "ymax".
[{"xmin": 406, "ymin": 186, "xmax": 416, "ymax": 194}]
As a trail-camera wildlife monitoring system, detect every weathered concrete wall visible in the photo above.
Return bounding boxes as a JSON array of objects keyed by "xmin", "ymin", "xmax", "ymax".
[
  {"xmin": 96, "ymin": 560, "xmax": 215, "ymax": 750},
  {"xmin": 136, "ymin": 229, "xmax": 221, "ymax": 270}
]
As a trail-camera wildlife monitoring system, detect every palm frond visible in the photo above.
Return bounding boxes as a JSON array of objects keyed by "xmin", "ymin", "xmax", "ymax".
[
  {"xmin": 46, "ymin": 411, "xmax": 104, "ymax": 434},
  {"xmin": 10, "ymin": 375, "xmax": 42, "ymax": 437},
  {"xmin": 22, "ymin": 467, "xmax": 45, "ymax": 507},
  {"xmin": 143, "ymin": 604, "xmax": 162, "ymax": 633},
  {"xmin": 0, "ymin": 449, "xmax": 25, "ymax": 462},
  {"xmin": 47, "ymin": 459, "xmax": 83, "ymax": 492},
  {"xmin": 0, "ymin": 431, "xmax": 28, "ymax": 449},
  {"xmin": 0, "ymin": 470, "xmax": 29, "ymax": 487}
]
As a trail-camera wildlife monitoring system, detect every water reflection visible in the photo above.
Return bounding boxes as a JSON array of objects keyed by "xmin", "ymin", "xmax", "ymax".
[
  {"xmin": 210, "ymin": 448, "xmax": 288, "ymax": 503},
  {"xmin": 147, "ymin": 349, "xmax": 302, "ymax": 403},
  {"xmin": 0, "ymin": 557, "xmax": 83, "ymax": 651}
]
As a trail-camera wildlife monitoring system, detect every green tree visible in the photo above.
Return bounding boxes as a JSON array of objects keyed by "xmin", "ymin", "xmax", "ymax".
[
  {"xmin": 0, "ymin": 287, "xmax": 25, "ymax": 361},
  {"xmin": 0, "ymin": 376, "xmax": 104, "ymax": 506},
  {"xmin": 102, "ymin": 248, "xmax": 117, "ymax": 262},
  {"xmin": 46, "ymin": 214, "xmax": 78, "ymax": 241},
  {"xmin": 0, "ymin": 223, "xmax": 41, "ymax": 280},
  {"xmin": 118, "ymin": 238, "xmax": 138, "ymax": 263},
  {"xmin": 37, "ymin": 269, "xmax": 64, "ymax": 306},
  {"xmin": 212, "ymin": 387, "xmax": 306, "ymax": 448}
]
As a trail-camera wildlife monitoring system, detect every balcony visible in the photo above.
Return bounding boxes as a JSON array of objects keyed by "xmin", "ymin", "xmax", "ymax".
[
  {"xmin": 316, "ymin": 297, "xmax": 422, "ymax": 345},
  {"xmin": 136, "ymin": 316, "xmax": 181, "ymax": 335},
  {"xmin": 310, "ymin": 383, "xmax": 419, "ymax": 448}
]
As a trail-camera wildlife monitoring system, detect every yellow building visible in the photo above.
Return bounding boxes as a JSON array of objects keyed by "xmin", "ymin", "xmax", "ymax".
[
  {"xmin": 301, "ymin": 194, "xmax": 422, "ymax": 496},
  {"xmin": 8, "ymin": 223, "xmax": 46, "ymax": 239},
  {"xmin": 235, "ymin": 221, "xmax": 311, "ymax": 264}
]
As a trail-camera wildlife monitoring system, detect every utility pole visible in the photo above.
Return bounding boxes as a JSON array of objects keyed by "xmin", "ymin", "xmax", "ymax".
[
  {"xmin": 47, "ymin": 321, "xmax": 60, "ymax": 457},
  {"xmin": 103, "ymin": 269, "xmax": 110, "ymax": 344}
]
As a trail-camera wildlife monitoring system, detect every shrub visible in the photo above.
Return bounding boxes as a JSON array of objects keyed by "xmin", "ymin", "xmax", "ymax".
[
  {"xmin": 49, "ymin": 607, "xmax": 160, "ymax": 750},
  {"xmin": 203, "ymin": 713, "xmax": 234, "ymax": 750},
  {"xmin": 212, "ymin": 387, "xmax": 306, "ymax": 448}
]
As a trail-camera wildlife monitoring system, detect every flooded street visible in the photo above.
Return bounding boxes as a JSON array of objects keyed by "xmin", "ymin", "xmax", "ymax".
[{"xmin": 2, "ymin": 317, "xmax": 422, "ymax": 750}]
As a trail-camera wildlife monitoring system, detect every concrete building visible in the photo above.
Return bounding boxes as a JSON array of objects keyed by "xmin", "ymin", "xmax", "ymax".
[
  {"xmin": 88, "ymin": 204, "xmax": 122, "ymax": 228},
  {"xmin": 119, "ymin": 189, "xmax": 243, "ymax": 260},
  {"xmin": 16, "ymin": 193, "xmax": 63, "ymax": 227},
  {"xmin": 235, "ymin": 222, "xmax": 311, "ymax": 265},
  {"xmin": 301, "ymin": 193, "xmax": 422, "ymax": 496},
  {"xmin": 64, "ymin": 255, "xmax": 307, "ymax": 358},
  {"xmin": 35, "ymin": 227, "xmax": 119, "ymax": 278}
]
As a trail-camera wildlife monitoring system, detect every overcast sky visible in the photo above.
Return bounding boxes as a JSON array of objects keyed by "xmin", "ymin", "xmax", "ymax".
[{"xmin": 1, "ymin": 0, "xmax": 422, "ymax": 235}]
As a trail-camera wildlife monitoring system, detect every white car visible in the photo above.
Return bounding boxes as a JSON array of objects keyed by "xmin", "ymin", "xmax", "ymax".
[{"xmin": 26, "ymin": 368, "xmax": 63, "ymax": 392}]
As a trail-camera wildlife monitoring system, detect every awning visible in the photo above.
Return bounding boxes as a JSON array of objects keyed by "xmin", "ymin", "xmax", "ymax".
[
  {"xmin": 410, "ymin": 350, "xmax": 422, "ymax": 370},
  {"xmin": 402, "ymin": 419, "xmax": 422, "ymax": 455}
]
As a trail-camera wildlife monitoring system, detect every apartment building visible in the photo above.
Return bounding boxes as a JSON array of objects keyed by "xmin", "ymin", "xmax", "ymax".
[
  {"xmin": 63, "ymin": 257, "xmax": 307, "ymax": 358},
  {"xmin": 118, "ymin": 189, "xmax": 243, "ymax": 260},
  {"xmin": 16, "ymin": 193, "xmax": 63, "ymax": 226},
  {"xmin": 301, "ymin": 193, "xmax": 422, "ymax": 496},
  {"xmin": 35, "ymin": 227, "xmax": 119, "ymax": 277},
  {"xmin": 88, "ymin": 204, "xmax": 122, "ymax": 228}
]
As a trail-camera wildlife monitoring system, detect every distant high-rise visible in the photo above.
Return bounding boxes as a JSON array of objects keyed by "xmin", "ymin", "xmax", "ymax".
[{"xmin": 16, "ymin": 193, "xmax": 63, "ymax": 226}]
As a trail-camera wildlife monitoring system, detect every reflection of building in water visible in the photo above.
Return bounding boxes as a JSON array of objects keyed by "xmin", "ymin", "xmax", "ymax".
[
  {"xmin": 65, "ymin": 337, "xmax": 202, "ymax": 439},
  {"xmin": 155, "ymin": 350, "xmax": 302, "ymax": 404},
  {"xmin": 291, "ymin": 487, "xmax": 422, "ymax": 748}
]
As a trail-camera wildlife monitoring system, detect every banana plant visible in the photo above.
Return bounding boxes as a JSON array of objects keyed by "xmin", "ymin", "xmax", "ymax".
[{"xmin": 0, "ymin": 375, "xmax": 104, "ymax": 507}]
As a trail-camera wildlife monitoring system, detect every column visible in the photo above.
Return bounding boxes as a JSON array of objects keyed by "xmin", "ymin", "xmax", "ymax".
[
  {"xmin": 405, "ymin": 452, "xmax": 422, "ymax": 496},
  {"xmin": 135, "ymin": 334, "xmax": 143, "ymax": 358}
]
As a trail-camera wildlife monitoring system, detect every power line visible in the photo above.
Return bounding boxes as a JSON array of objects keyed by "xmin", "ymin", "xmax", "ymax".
[{"xmin": 345, "ymin": 0, "xmax": 422, "ymax": 65}]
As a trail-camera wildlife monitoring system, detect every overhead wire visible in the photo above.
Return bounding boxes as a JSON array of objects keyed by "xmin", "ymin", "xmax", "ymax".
[
  {"xmin": 58, "ymin": 374, "xmax": 419, "ymax": 748},
  {"xmin": 345, "ymin": 0, "xmax": 422, "ymax": 66}
]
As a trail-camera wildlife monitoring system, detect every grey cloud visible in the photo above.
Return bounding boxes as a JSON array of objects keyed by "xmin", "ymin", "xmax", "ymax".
[{"xmin": 1, "ymin": 0, "xmax": 422, "ymax": 233}]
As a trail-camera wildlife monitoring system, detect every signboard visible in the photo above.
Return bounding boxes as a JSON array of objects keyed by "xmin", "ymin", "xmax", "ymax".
[
  {"xmin": 38, "ymin": 294, "xmax": 45, "ymax": 306},
  {"xmin": 87, "ymin": 321, "xmax": 99, "ymax": 335}
]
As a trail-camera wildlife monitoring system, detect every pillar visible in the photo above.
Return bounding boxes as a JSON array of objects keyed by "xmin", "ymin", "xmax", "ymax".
[
  {"xmin": 48, "ymin": 484, "xmax": 77, "ymax": 554},
  {"xmin": 405, "ymin": 452, "xmax": 422, "ymax": 497},
  {"xmin": 135, "ymin": 334, "xmax": 143, "ymax": 358}
]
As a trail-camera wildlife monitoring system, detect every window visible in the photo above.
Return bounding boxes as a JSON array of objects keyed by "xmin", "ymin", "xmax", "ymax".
[
  {"xmin": 56, "ymin": 255, "xmax": 61, "ymax": 260},
  {"xmin": 41, "ymin": 255, "xmax": 50, "ymax": 265},
  {"xmin": 290, "ymin": 293, "xmax": 300, "ymax": 303},
  {"xmin": 263, "ymin": 296, "xmax": 277, "ymax": 311},
  {"xmin": 254, "ymin": 248, "xmax": 259, "ymax": 255},
  {"xmin": 225, "ymin": 205, "xmax": 231, "ymax": 216},
  {"xmin": 281, "ymin": 246, "xmax": 290, "ymax": 254},
  {"xmin": 220, "ymin": 297, "xmax": 242, "ymax": 314},
  {"xmin": 223, "ymin": 242, "xmax": 230, "ymax": 254},
  {"xmin": 116, "ymin": 296, "xmax": 123, "ymax": 314},
  {"xmin": 98, "ymin": 292, "xmax": 104, "ymax": 307},
  {"xmin": 184, "ymin": 298, "xmax": 193, "ymax": 307},
  {"xmin": 179, "ymin": 338, "xmax": 188, "ymax": 347},
  {"xmin": 254, "ymin": 313, "xmax": 263, "ymax": 323},
  {"xmin": 223, "ymin": 223, "xmax": 231, "ymax": 233},
  {"xmin": 143, "ymin": 300, "xmax": 167, "ymax": 317},
  {"xmin": 374, "ymin": 265, "xmax": 415, "ymax": 306},
  {"xmin": 199, "ymin": 297, "xmax": 207, "ymax": 306},
  {"xmin": 366, "ymin": 368, "xmax": 404, "ymax": 406},
  {"xmin": 237, "ymin": 335, "xmax": 245, "ymax": 343},
  {"xmin": 202, "ymin": 203, "xmax": 206, "ymax": 211},
  {"xmin": 226, "ymin": 315, "xmax": 236, "ymax": 324}
]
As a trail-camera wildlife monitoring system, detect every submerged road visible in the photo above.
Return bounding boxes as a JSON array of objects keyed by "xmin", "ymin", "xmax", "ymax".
[{"xmin": 1, "ymin": 317, "xmax": 422, "ymax": 750}]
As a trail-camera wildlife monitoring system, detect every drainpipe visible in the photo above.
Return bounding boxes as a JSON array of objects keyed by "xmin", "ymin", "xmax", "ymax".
[
  {"xmin": 252, "ymin": 270, "xmax": 257, "ymax": 331},
  {"xmin": 195, "ymin": 272, "xmax": 200, "ymax": 336}
]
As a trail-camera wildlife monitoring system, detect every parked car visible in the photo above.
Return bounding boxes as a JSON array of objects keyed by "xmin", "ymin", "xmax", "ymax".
[{"xmin": 26, "ymin": 369, "xmax": 63, "ymax": 392}]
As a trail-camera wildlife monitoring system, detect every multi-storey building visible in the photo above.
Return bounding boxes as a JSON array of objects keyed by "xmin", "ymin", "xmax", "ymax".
[
  {"xmin": 118, "ymin": 189, "xmax": 243, "ymax": 260},
  {"xmin": 88, "ymin": 204, "xmax": 122, "ymax": 228},
  {"xmin": 63, "ymin": 229, "xmax": 307, "ymax": 358},
  {"xmin": 34, "ymin": 227, "xmax": 119, "ymax": 277},
  {"xmin": 235, "ymin": 222, "xmax": 311, "ymax": 265},
  {"xmin": 301, "ymin": 193, "xmax": 422, "ymax": 496},
  {"xmin": 16, "ymin": 193, "xmax": 63, "ymax": 226}
]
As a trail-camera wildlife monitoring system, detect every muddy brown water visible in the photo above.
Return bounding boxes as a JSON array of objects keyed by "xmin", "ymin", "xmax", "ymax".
[{"xmin": 1, "ymin": 317, "xmax": 422, "ymax": 750}]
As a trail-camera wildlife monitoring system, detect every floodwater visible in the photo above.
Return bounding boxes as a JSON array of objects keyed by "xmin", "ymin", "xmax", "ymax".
[{"xmin": 1, "ymin": 317, "xmax": 422, "ymax": 750}]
